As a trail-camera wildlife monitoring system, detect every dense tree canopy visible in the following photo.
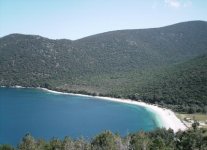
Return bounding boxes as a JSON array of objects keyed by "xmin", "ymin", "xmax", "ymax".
[
  {"xmin": 0, "ymin": 21, "xmax": 207, "ymax": 113},
  {"xmin": 1, "ymin": 128, "xmax": 207, "ymax": 150}
]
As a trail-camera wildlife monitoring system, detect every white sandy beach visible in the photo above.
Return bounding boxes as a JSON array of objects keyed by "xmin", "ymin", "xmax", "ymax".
[
  {"xmin": 1, "ymin": 85, "xmax": 187, "ymax": 132},
  {"xmin": 39, "ymin": 87, "xmax": 187, "ymax": 132}
]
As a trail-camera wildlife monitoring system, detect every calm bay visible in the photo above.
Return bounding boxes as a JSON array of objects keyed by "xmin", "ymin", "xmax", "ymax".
[{"xmin": 0, "ymin": 88, "xmax": 160, "ymax": 145}]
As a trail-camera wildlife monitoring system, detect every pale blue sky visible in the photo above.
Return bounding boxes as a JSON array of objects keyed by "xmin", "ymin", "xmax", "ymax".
[{"xmin": 0, "ymin": 0, "xmax": 206, "ymax": 40}]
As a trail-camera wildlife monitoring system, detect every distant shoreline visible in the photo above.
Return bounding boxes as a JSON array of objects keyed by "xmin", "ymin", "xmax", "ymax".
[{"xmin": 1, "ymin": 85, "xmax": 187, "ymax": 132}]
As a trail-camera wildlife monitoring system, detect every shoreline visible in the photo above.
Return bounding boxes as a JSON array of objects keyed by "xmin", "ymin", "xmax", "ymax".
[{"xmin": 1, "ymin": 85, "xmax": 187, "ymax": 132}]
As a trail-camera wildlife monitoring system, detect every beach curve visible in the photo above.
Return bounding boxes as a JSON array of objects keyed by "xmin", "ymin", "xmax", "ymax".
[{"xmin": 39, "ymin": 87, "xmax": 187, "ymax": 132}]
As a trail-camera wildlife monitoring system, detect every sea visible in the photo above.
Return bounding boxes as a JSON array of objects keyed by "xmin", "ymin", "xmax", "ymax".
[{"xmin": 0, "ymin": 87, "xmax": 160, "ymax": 145}]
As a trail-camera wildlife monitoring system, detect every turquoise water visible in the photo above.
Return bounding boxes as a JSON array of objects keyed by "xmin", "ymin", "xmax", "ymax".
[{"xmin": 0, "ymin": 88, "xmax": 160, "ymax": 145}]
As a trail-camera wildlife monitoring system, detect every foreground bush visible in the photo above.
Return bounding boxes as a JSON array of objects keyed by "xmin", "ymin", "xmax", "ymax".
[{"xmin": 1, "ymin": 128, "xmax": 207, "ymax": 150}]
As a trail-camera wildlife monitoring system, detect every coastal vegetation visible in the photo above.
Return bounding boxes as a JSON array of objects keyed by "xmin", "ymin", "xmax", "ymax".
[
  {"xmin": 176, "ymin": 113, "xmax": 207, "ymax": 128},
  {"xmin": 0, "ymin": 21, "xmax": 207, "ymax": 113},
  {"xmin": 1, "ymin": 128, "xmax": 207, "ymax": 150},
  {"xmin": 1, "ymin": 0, "xmax": 207, "ymax": 148}
]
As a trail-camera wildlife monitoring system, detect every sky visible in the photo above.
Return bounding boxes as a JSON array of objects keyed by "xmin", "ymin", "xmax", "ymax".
[{"xmin": 0, "ymin": 0, "xmax": 206, "ymax": 40}]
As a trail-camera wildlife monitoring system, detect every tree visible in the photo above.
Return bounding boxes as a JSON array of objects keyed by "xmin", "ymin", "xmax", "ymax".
[
  {"xmin": 192, "ymin": 121, "xmax": 199, "ymax": 130},
  {"xmin": 49, "ymin": 138, "xmax": 62, "ymax": 150},
  {"xmin": 18, "ymin": 133, "xmax": 36, "ymax": 150},
  {"xmin": 150, "ymin": 137, "xmax": 166, "ymax": 150},
  {"xmin": 91, "ymin": 131, "xmax": 117, "ymax": 150},
  {"xmin": 61, "ymin": 137, "xmax": 75, "ymax": 150},
  {"xmin": 74, "ymin": 138, "xmax": 90, "ymax": 150},
  {"xmin": 129, "ymin": 132, "xmax": 150, "ymax": 150},
  {"xmin": 0, "ymin": 145, "xmax": 14, "ymax": 150}
]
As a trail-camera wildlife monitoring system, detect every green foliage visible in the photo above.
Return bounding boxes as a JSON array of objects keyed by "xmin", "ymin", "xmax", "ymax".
[
  {"xmin": 128, "ymin": 55, "xmax": 207, "ymax": 113},
  {"xmin": 48, "ymin": 138, "xmax": 62, "ymax": 150},
  {"xmin": 73, "ymin": 138, "xmax": 90, "ymax": 150},
  {"xmin": 61, "ymin": 137, "xmax": 75, "ymax": 150},
  {"xmin": 175, "ymin": 129, "xmax": 207, "ymax": 150},
  {"xmin": 0, "ymin": 145, "xmax": 14, "ymax": 150},
  {"xmin": 91, "ymin": 131, "xmax": 117, "ymax": 150},
  {"xmin": 0, "ymin": 21, "xmax": 207, "ymax": 113},
  {"xmin": 129, "ymin": 132, "xmax": 151, "ymax": 150},
  {"xmin": 192, "ymin": 121, "xmax": 200, "ymax": 130},
  {"xmin": 2, "ymin": 128, "xmax": 207, "ymax": 150},
  {"xmin": 18, "ymin": 133, "xmax": 36, "ymax": 150}
]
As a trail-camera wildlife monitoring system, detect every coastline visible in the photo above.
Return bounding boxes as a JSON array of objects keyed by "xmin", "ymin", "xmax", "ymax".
[
  {"xmin": 1, "ymin": 86, "xmax": 187, "ymax": 132},
  {"xmin": 40, "ymin": 87, "xmax": 187, "ymax": 132}
]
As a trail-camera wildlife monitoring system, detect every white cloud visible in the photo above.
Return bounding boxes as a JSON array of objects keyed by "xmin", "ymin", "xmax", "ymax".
[
  {"xmin": 164, "ymin": 0, "xmax": 192, "ymax": 9},
  {"xmin": 165, "ymin": 0, "xmax": 181, "ymax": 8}
]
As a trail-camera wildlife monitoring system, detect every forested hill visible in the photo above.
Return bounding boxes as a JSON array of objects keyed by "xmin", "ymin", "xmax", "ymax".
[
  {"xmin": 115, "ymin": 55, "xmax": 207, "ymax": 113},
  {"xmin": 0, "ymin": 21, "xmax": 207, "ymax": 113},
  {"xmin": 74, "ymin": 20, "xmax": 207, "ymax": 70}
]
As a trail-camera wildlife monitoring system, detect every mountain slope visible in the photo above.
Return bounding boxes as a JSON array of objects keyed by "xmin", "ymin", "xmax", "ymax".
[
  {"xmin": 54, "ymin": 54, "xmax": 207, "ymax": 113},
  {"xmin": 73, "ymin": 21, "xmax": 207, "ymax": 72},
  {"xmin": 0, "ymin": 21, "xmax": 207, "ymax": 112},
  {"xmin": 116, "ymin": 55, "xmax": 207, "ymax": 113}
]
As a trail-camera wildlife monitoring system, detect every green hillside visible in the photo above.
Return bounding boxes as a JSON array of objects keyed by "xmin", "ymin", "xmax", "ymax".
[
  {"xmin": 53, "ymin": 55, "xmax": 207, "ymax": 113},
  {"xmin": 139, "ymin": 55, "xmax": 207, "ymax": 113},
  {"xmin": 112, "ymin": 55, "xmax": 207, "ymax": 113},
  {"xmin": 0, "ymin": 21, "xmax": 207, "ymax": 113}
]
